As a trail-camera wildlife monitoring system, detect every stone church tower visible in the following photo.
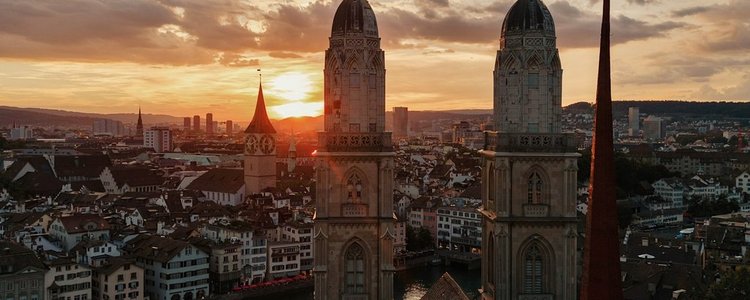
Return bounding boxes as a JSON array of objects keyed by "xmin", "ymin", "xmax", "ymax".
[
  {"xmin": 313, "ymin": 0, "xmax": 396, "ymax": 299},
  {"xmin": 480, "ymin": 0, "xmax": 579, "ymax": 299},
  {"xmin": 244, "ymin": 82, "xmax": 277, "ymax": 196}
]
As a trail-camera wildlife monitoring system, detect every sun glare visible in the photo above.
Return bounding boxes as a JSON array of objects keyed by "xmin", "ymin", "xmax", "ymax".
[
  {"xmin": 268, "ymin": 72, "xmax": 313, "ymax": 102},
  {"xmin": 271, "ymin": 101, "xmax": 322, "ymax": 119}
]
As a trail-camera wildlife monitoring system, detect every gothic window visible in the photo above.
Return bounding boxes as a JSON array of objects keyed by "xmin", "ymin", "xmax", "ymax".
[
  {"xmin": 523, "ymin": 243, "xmax": 544, "ymax": 294},
  {"xmin": 349, "ymin": 123, "xmax": 360, "ymax": 132},
  {"xmin": 344, "ymin": 243, "xmax": 365, "ymax": 294},
  {"xmin": 368, "ymin": 123, "xmax": 377, "ymax": 133},
  {"xmin": 347, "ymin": 175, "xmax": 363, "ymax": 203},
  {"xmin": 527, "ymin": 172, "xmax": 543, "ymax": 204}
]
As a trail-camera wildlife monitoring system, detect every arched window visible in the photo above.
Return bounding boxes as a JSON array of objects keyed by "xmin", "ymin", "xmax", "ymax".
[
  {"xmin": 344, "ymin": 243, "xmax": 365, "ymax": 294},
  {"xmin": 346, "ymin": 175, "xmax": 363, "ymax": 203},
  {"xmin": 523, "ymin": 243, "xmax": 544, "ymax": 294},
  {"xmin": 527, "ymin": 173, "xmax": 543, "ymax": 204}
]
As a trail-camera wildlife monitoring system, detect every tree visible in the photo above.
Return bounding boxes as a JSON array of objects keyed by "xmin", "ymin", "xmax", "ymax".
[
  {"xmin": 406, "ymin": 225, "xmax": 434, "ymax": 251},
  {"xmin": 704, "ymin": 268, "xmax": 750, "ymax": 300}
]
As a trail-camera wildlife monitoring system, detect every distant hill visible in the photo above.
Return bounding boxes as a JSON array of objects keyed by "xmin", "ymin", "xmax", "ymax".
[
  {"xmin": 564, "ymin": 101, "xmax": 750, "ymax": 119},
  {"xmin": 0, "ymin": 107, "xmax": 103, "ymax": 127},
  {"xmin": 0, "ymin": 106, "xmax": 183, "ymax": 125}
]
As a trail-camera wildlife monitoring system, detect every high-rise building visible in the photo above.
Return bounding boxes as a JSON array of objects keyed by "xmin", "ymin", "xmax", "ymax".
[
  {"xmin": 144, "ymin": 126, "xmax": 172, "ymax": 152},
  {"xmin": 628, "ymin": 107, "xmax": 640, "ymax": 136},
  {"xmin": 314, "ymin": 1, "xmax": 396, "ymax": 299},
  {"xmin": 226, "ymin": 120, "xmax": 233, "ymax": 136},
  {"xmin": 206, "ymin": 113, "xmax": 214, "ymax": 135},
  {"xmin": 481, "ymin": 1, "xmax": 579, "ymax": 299},
  {"xmin": 184, "ymin": 117, "xmax": 191, "ymax": 132},
  {"xmin": 393, "ymin": 106, "xmax": 408, "ymax": 139},
  {"xmin": 193, "ymin": 115, "xmax": 201, "ymax": 132},
  {"xmin": 9, "ymin": 124, "xmax": 33, "ymax": 140},
  {"xmin": 136, "ymin": 106, "xmax": 144, "ymax": 136},
  {"xmin": 93, "ymin": 119, "xmax": 124, "ymax": 136},
  {"xmin": 643, "ymin": 115, "xmax": 665, "ymax": 140},
  {"xmin": 244, "ymin": 82, "xmax": 277, "ymax": 195},
  {"xmin": 212, "ymin": 121, "xmax": 218, "ymax": 135}
]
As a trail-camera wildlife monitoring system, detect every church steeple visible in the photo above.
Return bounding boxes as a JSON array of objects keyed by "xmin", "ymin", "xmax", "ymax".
[
  {"xmin": 581, "ymin": 0, "xmax": 623, "ymax": 299},
  {"xmin": 245, "ymin": 82, "xmax": 276, "ymax": 134},
  {"xmin": 136, "ymin": 106, "xmax": 144, "ymax": 136},
  {"xmin": 243, "ymin": 79, "xmax": 277, "ymax": 196}
]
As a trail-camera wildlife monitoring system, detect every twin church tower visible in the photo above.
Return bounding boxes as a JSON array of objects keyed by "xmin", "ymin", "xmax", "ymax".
[{"xmin": 243, "ymin": 0, "xmax": 578, "ymax": 299}]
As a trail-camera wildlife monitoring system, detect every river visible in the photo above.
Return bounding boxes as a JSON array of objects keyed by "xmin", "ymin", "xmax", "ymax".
[{"xmin": 247, "ymin": 265, "xmax": 480, "ymax": 300}]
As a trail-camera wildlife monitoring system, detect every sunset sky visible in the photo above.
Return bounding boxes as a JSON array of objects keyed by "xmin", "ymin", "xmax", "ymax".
[{"xmin": 0, "ymin": 0, "xmax": 748, "ymax": 121}]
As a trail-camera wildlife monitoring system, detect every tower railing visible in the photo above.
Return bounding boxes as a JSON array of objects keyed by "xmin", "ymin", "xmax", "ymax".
[
  {"xmin": 318, "ymin": 132, "xmax": 393, "ymax": 152},
  {"xmin": 483, "ymin": 131, "xmax": 577, "ymax": 153}
]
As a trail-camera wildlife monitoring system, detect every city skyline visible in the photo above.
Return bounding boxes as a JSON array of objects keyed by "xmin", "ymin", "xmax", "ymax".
[{"xmin": 0, "ymin": 0, "xmax": 747, "ymax": 121}]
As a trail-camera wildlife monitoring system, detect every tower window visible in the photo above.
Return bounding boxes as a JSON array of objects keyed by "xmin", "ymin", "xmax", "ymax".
[
  {"xmin": 369, "ymin": 123, "xmax": 377, "ymax": 132},
  {"xmin": 349, "ymin": 123, "xmax": 360, "ymax": 132},
  {"xmin": 347, "ymin": 175, "xmax": 363, "ymax": 203},
  {"xmin": 528, "ymin": 73, "xmax": 539, "ymax": 88},
  {"xmin": 344, "ymin": 243, "xmax": 365, "ymax": 294},
  {"xmin": 523, "ymin": 243, "xmax": 544, "ymax": 294},
  {"xmin": 527, "ymin": 173, "xmax": 543, "ymax": 204}
]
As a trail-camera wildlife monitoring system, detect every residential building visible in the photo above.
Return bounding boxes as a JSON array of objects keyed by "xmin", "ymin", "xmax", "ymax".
[
  {"xmin": 437, "ymin": 206, "xmax": 482, "ymax": 253},
  {"xmin": 226, "ymin": 120, "xmax": 233, "ymax": 136},
  {"xmin": 144, "ymin": 127, "xmax": 172, "ymax": 153},
  {"xmin": 70, "ymin": 240, "xmax": 121, "ymax": 267},
  {"xmin": 100, "ymin": 166, "xmax": 163, "ymax": 194},
  {"xmin": 266, "ymin": 241, "xmax": 300, "ymax": 280},
  {"xmin": 49, "ymin": 215, "xmax": 111, "ymax": 252},
  {"xmin": 93, "ymin": 119, "xmax": 125, "ymax": 137},
  {"xmin": 186, "ymin": 168, "xmax": 245, "ymax": 206},
  {"xmin": 199, "ymin": 221, "xmax": 267, "ymax": 284},
  {"xmin": 126, "ymin": 235, "xmax": 210, "ymax": 300},
  {"xmin": 91, "ymin": 258, "xmax": 143, "ymax": 300},
  {"xmin": 0, "ymin": 241, "xmax": 46, "ymax": 300},
  {"xmin": 45, "ymin": 259, "xmax": 92, "ymax": 300},
  {"xmin": 10, "ymin": 125, "xmax": 34, "ymax": 140},
  {"xmin": 278, "ymin": 222, "xmax": 313, "ymax": 272},
  {"xmin": 192, "ymin": 239, "xmax": 241, "ymax": 294},
  {"xmin": 183, "ymin": 117, "xmax": 191, "ymax": 133},
  {"xmin": 643, "ymin": 115, "xmax": 665, "ymax": 140},
  {"xmin": 652, "ymin": 178, "xmax": 686, "ymax": 208},
  {"xmin": 736, "ymin": 172, "xmax": 750, "ymax": 194}
]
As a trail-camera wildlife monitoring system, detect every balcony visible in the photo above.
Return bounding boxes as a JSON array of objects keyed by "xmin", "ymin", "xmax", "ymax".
[
  {"xmin": 342, "ymin": 203, "xmax": 368, "ymax": 217},
  {"xmin": 523, "ymin": 204, "xmax": 550, "ymax": 217},
  {"xmin": 318, "ymin": 132, "xmax": 393, "ymax": 152},
  {"xmin": 484, "ymin": 132, "xmax": 576, "ymax": 153},
  {"xmin": 519, "ymin": 295, "xmax": 553, "ymax": 300}
]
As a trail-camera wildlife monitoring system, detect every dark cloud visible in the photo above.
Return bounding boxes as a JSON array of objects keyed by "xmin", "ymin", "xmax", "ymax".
[
  {"xmin": 268, "ymin": 52, "xmax": 303, "ymax": 59},
  {"xmin": 550, "ymin": 1, "xmax": 684, "ymax": 48},
  {"xmin": 217, "ymin": 53, "xmax": 260, "ymax": 67},
  {"xmin": 0, "ymin": 0, "xmax": 691, "ymax": 65},
  {"xmin": 671, "ymin": 6, "xmax": 710, "ymax": 17}
]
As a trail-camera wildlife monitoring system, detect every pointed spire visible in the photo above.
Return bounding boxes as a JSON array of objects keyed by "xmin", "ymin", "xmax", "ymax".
[
  {"xmin": 136, "ymin": 105, "xmax": 144, "ymax": 135},
  {"xmin": 245, "ymin": 80, "xmax": 276, "ymax": 134},
  {"xmin": 580, "ymin": 0, "xmax": 623, "ymax": 299}
]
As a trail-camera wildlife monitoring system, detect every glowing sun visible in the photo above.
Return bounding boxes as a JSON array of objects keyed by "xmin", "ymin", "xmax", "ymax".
[
  {"xmin": 269, "ymin": 72, "xmax": 313, "ymax": 102},
  {"xmin": 271, "ymin": 101, "xmax": 322, "ymax": 119}
]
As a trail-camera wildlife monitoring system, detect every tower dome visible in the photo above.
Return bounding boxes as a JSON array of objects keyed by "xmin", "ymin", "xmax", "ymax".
[
  {"xmin": 331, "ymin": 0, "xmax": 379, "ymax": 38},
  {"xmin": 501, "ymin": 0, "xmax": 555, "ymax": 37}
]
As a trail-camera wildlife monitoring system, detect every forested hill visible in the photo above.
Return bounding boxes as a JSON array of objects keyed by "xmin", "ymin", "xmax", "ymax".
[{"xmin": 565, "ymin": 101, "xmax": 750, "ymax": 118}]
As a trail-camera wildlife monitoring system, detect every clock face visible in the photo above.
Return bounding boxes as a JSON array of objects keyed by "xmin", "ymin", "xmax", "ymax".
[
  {"xmin": 245, "ymin": 135, "xmax": 258, "ymax": 154},
  {"xmin": 260, "ymin": 134, "xmax": 275, "ymax": 154}
]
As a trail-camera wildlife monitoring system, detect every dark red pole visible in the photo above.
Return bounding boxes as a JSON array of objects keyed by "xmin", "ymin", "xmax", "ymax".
[{"xmin": 580, "ymin": 0, "xmax": 623, "ymax": 299}]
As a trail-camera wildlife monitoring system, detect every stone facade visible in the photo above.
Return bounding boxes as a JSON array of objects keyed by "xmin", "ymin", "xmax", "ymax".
[
  {"xmin": 314, "ymin": 1, "xmax": 396, "ymax": 299},
  {"xmin": 481, "ymin": 1, "xmax": 579, "ymax": 299}
]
